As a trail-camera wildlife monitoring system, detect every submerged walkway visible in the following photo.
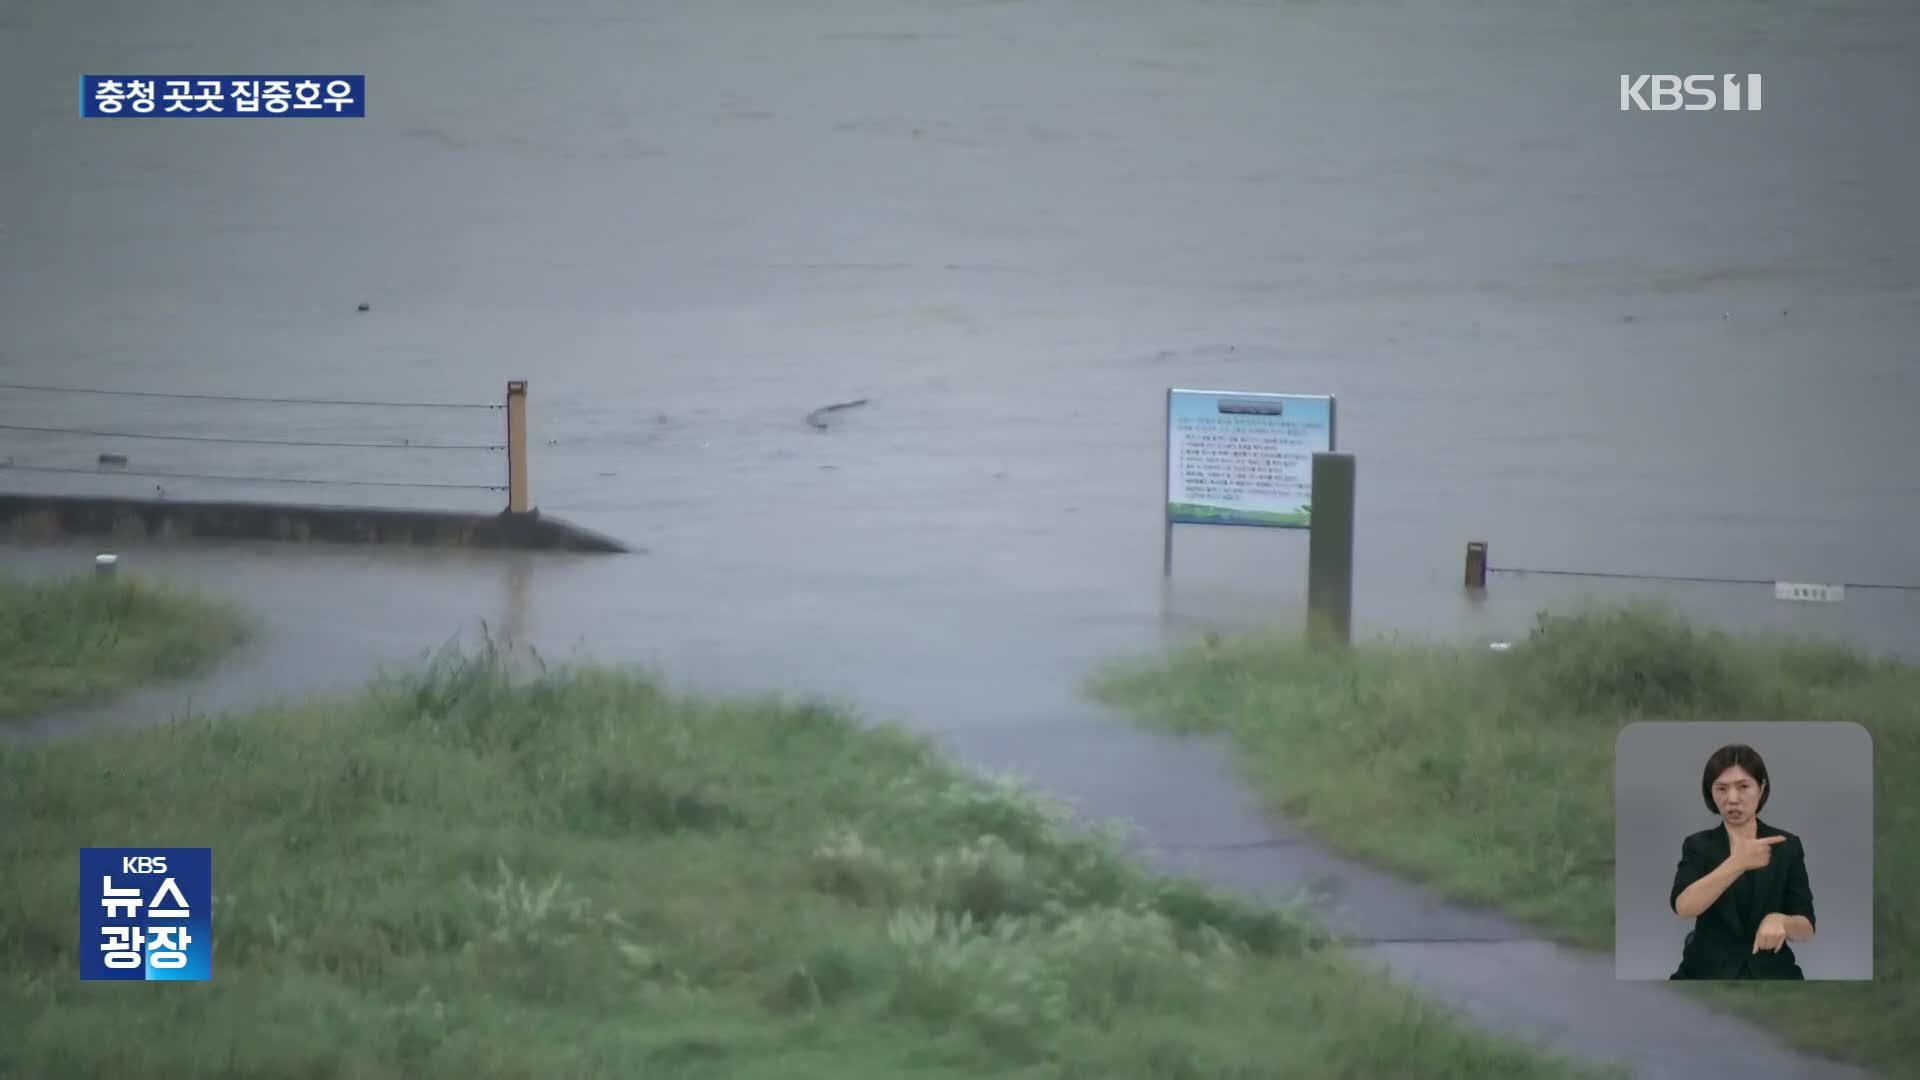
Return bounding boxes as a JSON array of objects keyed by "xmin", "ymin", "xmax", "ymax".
[{"xmin": 2, "ymin": 549, "xmax": 1881, "ymax": 1080}]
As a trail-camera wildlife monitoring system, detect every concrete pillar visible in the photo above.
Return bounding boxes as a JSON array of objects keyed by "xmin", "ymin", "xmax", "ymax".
[{"xmin": 1306, "ymin": 452, "xmax": 1355, "ymax": 646}]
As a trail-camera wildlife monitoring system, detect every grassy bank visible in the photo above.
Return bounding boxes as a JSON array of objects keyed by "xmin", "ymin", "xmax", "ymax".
[
  {"xmin": 1089, "ymin": 602, "xmax": 1918, "ymax": 1076},
  {"xmin": 0, "ymin": 571, "xmax": 248, "ymax": 722},
  {"xmin": 0, "ymin": 637, "xmax": 1619, "ymax": 1079}
]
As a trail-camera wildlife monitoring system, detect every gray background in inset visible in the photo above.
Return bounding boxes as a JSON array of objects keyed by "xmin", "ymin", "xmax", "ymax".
[{"xmin": 1615, "ymin": 721, "xmax": 1873, "ymax": 981}]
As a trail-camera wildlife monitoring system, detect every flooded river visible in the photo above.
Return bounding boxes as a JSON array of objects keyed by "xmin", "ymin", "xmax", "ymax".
[{"xmin": 3, "ymin": 0, "xmax": 1917, "ymax": 737}]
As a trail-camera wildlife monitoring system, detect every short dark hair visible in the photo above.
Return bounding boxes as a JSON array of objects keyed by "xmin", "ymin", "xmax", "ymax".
[{"xmin": 1701, "ymin": 744, "xmax": 1770, "ymax": 815}]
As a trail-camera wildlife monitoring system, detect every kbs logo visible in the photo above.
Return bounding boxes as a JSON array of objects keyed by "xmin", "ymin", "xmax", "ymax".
[
  {"xmin": 1620, "ymin": 74, "xmax": 1762, "ymax": 112},
  {"xmin": 79, "ymin": 847, "xmax": 213, "ymax": 981}
]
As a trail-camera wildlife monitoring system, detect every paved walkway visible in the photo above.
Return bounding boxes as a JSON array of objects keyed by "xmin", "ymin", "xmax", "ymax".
[{"xmin": 938, "ymin": 725, "xmax": 1880, "ymax": 1080}]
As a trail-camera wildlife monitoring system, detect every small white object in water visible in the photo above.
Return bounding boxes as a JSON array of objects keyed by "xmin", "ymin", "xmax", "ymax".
[
  {"xmin": 95, "ymin": 553, "xmax": 119, "ymax": 576},
  {"xmin": 1489, "ymin": 641, "xmax": 1512, "ymax": 652}
]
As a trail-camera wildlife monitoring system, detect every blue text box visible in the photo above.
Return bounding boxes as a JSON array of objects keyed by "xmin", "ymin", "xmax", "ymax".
[{"xmin": 81, "ymin": 76, "xmax": 365, "ymax": 117}]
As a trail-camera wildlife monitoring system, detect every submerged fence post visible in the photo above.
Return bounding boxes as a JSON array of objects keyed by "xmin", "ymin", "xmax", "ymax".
[
  {"xmin": 1465, "ymin": 541, "xmax": 1488, "ymax": 589},
  {"xmin": 506, "ymin": 380, "xmax": 530, "ymax": 513},
  {"xmin": 1306, "ymin": 452, "xmax": 1355, "ymax": 647}
]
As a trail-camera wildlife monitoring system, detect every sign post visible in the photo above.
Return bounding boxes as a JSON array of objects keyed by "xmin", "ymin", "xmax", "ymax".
[{"xmin": 1163, "ymin": 388, "xmax": 1337, "ymax": 575}]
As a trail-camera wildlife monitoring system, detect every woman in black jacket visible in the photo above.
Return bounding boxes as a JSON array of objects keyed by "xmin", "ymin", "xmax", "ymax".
[{"xmin": 1669, "ymin": 743, "xmax": 1817, "ymax": 979}]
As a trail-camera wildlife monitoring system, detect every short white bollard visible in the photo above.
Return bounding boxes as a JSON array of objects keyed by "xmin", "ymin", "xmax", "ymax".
[{"xmin": 95, "ymin": 553, "xmax": 119, "ymax": 577}]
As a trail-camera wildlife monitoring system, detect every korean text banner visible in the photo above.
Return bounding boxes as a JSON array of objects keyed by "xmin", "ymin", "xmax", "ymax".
[
  {"xmin": 80, "ymin": 847, "xmax": 213, "ymax": 981},
  {"xmin": 81, "ymin": 76, "xmax": 365, "ymax": 117}
]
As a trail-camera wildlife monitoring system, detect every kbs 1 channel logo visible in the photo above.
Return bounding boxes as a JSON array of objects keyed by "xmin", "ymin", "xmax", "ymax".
[
  {"xmin": 80, "ymin": 76, "xmax": 366, "ymax": 117},
  {"xmin": 1619, "ymin": 73, "xmax": 1762, "ymax": 112},
  {"xmin": 79, "ymin": 848, "xmax": 213, "ymax": 981}
]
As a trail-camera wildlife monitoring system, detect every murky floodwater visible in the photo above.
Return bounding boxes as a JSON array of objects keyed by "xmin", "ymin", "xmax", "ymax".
[{"xmin": 3, "ymin": 0, "xmax": 1918, "ymax": 741}]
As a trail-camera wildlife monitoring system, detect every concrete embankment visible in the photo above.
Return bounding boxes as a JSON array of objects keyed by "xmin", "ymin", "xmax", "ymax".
[{"xmin": 0, "ymin": 493, "xmax": 630, "ymax": 553}]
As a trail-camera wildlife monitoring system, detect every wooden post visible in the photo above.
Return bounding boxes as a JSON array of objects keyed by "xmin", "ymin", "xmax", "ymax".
[
  {"xmin": 1306, "ymin": 452, "xmax": 1355, "ymax": 647},
  {"xmin": 506, "ymin": 380, "xmax": 530, "ymax": 513},
  {"xmin": 1465, "ymin": 541, "xmax": 1488, "ymax": 589}
]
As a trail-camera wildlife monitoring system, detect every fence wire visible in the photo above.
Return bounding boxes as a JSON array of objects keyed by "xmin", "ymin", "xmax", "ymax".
[
  {"xmin": 1, "ymin": 462, "xmax": 505, "ymax": 492},
  {"xmin": 0, "ymin": 381, "xmax": 501, "ymax": 410},
  {"xmin": 1489, "ymin": 565, "xmax": 1920, "ymax": 593},
  {"xmin": 0, "ymin": 380, "xmax": 513, "ymax": 499},
  {"xmin": 0, "ymin": 422, "xmax": 503, "ymax": 452}
]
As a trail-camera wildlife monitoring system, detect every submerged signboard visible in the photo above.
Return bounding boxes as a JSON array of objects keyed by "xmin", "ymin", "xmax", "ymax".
[{"xmin": 1165, "ymin": 389, "xmax": 1335, "ymax": 529}]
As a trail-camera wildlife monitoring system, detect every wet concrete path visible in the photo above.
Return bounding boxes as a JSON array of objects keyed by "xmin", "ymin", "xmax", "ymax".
[
  {"xmin": 943, "ymin": 725, "xmax": 1879, "ymax": 1080},
  {"xmin": 2, "ymin": 544, "xmax": 1883, "ymax": 1080}
]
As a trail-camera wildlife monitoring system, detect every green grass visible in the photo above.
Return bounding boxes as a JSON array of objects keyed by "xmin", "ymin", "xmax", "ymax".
[
  {"xmin": 1088, "ymin": 600, "xmax": 1919, "ymax": 1077},
  {"xmin": 0, "ymin": 571, "xmax": 248, "ymax": 722},
  {"xmin": 0, "ymin": 635, "xmax": 1619, "ymax": 1080}
]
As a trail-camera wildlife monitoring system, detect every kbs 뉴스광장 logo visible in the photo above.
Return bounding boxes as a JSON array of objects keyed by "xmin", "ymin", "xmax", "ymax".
[{"xmin": 79, "ymin": 848, "xmax": 213, "ymax": 981}]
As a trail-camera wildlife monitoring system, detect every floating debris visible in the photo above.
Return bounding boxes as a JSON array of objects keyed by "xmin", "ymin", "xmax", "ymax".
[
  {"xmin": 357, "ymin": 302, "xmax": 371, "ymax": 312},
  {"xmin": 98, "ymin": 453, "xmax": 129, "ymax": 467},
  {"xmin": 805, "ymin": 397, "xmax": 870, "ymax": 431}
]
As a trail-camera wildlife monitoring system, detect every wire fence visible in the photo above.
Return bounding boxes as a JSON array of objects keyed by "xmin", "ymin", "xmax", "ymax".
[
  {"xmin": 0, "ymin": 382, "xmax": 502, "ymax": 410},
  {"xmin": 0, "ymin": 423, "xmax": 503, "ymax": 452},
  {"xmin": 1488, "ymin": 565, "xmax": 1920, "ymax": 593},
  {"xmin": 0, "ymin": 381, "xmax": 517, "ymax": 501}
]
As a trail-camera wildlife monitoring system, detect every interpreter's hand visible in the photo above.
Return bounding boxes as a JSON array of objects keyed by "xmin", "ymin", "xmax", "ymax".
[
  {"xmin": 1753, "ymin": 913, "xmax": 1790, "ymax": 954},
  {"xmin": 1730, "ymin": 833, "xmax": 1786, "ymax": 872}
]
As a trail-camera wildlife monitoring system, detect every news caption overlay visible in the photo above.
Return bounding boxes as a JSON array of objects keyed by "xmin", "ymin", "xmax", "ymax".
[
  {"xmin": 81, "ymin": 76, "xmax": 365, "ymax": 117},
  {"xmin": 80, "ymin": 848, "xmax": 213, "ymax": 981}
]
